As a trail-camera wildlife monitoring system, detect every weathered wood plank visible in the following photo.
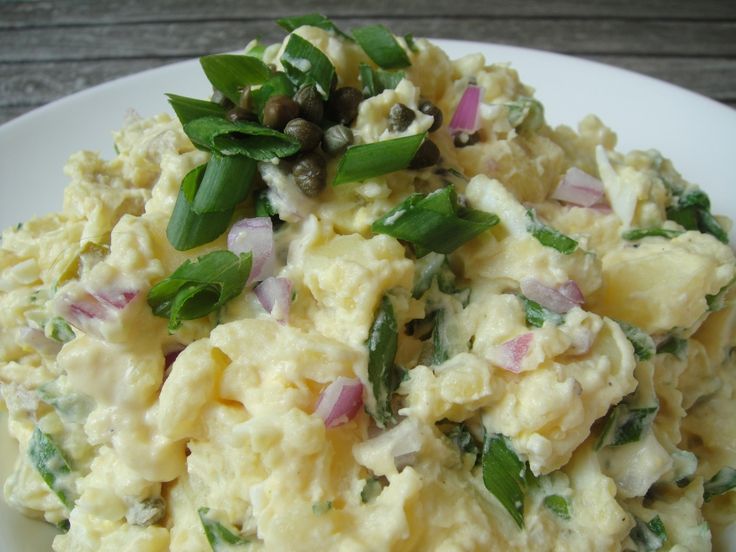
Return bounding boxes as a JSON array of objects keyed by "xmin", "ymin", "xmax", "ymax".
[
  {"xmin": 1, "ymin": 18, "xmax": 735, "ymax": 62},
  {"xmin": 2, "ymin": 0, "xmax": 735, "ymax": 28}
]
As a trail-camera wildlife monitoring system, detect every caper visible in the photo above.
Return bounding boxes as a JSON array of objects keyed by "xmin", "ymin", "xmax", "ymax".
[
  {"xmin": 211, "ymin": 89, "xmax": 234, "ymax": 109},
  {"xmin": 293, "ymin": 152, "xmax": 327, "ymax": 197},
  {"xmin": 262, "ymin": 94, "xmax": 300, "ymax": 130},
  {"xmin": 322, "ymin": 124, "xmax": 354, "ymax": 156},
  {"xmin": 453, "ymin": 131, "xmax": 480, "ymax": 148},
  {"xmin": 284, "ymin": 118, "xmax": 323, "ymax": 152},
  {"xmin": 418, "ymin": 100, "xmax": 443, "ymax": 132},
  {"xmin": 226, "ymin": 106, "xmax": 256, "ymax": 123},
  {"xmin": 409, "ymin": 139, "xmax": 440, "ymax": 170},
  {"xmin": 293, "ymin": 85, "xmax": 324, "ymax": 124},
  {"xmin": 326, "ymin": 87, "xmax": 363, "ymax": 125},
  {"xmin": 388, "ymin": 103, "xmax": 415, "ymax": 132}
]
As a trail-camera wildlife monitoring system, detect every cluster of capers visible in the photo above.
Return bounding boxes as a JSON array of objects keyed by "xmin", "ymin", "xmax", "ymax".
[{"xmin": 387, "ymin": 99, "xmax": 444, "ymax": 169}]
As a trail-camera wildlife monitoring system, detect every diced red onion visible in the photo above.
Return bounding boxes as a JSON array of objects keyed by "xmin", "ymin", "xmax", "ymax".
[
  {"xmin": 227, "ymin": 217, "xmax": 275, "ymax": 284},
  {"xmin": 495, "ymin": 332, "xmax": 534, "ymax": 373},
  {"xmin": 551, "ymin": 167, "xmax": 606, "ymax": 208},
  {"xmin": 315, "ymin": 377, "xmax": 364, "ymax": 428},
  {"xmin": 255, "ymin": 277, "xmax": 292, "ymax": 324},
  {"xmin": 164, "ymin": 346, "xmax": 184, "ymax": 369},
  {"xmin": 17, "ymin": 327, "xmax": 62, "ymax": 356},
  {"xmin": 589, "ymin": 201, "xmax": 613, "ymax": 213},
  {"xmin": 449, "ymin": 85, "xmax": 483, "ymax": 134},
  {"xmin": 56, "ymin": 286, "xmax": 138, "ymax": 337},
  {"xmin": 520, "ymin": 277, "xmax": 585, "ymax": 314}
]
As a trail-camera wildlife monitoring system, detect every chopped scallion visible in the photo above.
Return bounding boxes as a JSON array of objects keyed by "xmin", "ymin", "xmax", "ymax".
[
  {"xmin": 629, "ymin": 515, "xmax": 668, "ymax": 551},
  {"xmin": 543, "ymin": 495, "xmax": 571, "ymax": 520},
  {"xmin": 276, "ymin": 13, "xmax": 351, "ymax": 40},
  {"xmin": 147, "ymin": 250, "xmax": 252, "ymax": 331},
  {"xmin": 353, "ymin": 24, "xmax": 411, "ymax": 69},
  {"xmin": 704, "ymin": 467, "xmax": 736, "ymax": 502},
  {"xmin": 166, "ymin": 94, "xmax": 226, "ymax": 126},
  {"xmin": 617, "ymin": 320, "xmax": 655, "ymax": 361},
  {"xmin": 371, "ymin": 185, "xmax": 499, "ymax": 255},
  {"xmin": 199, "ymin": 54, "xmax": 271, "ymax": 105},
  {"xmin": 482, "ymin": 433, "xmax": 529, "ymax": 528},
  {"xmin": 404, "ymin": 34, "xmax": 419, "ymax": 53},
  {"xmin": 281, "ymin": 33, "xmax": 336, "ymax": 99},
  {"xmin": 526, "ymin": 209, "xmax": 578, "ymax": 254},
  {"xmin": 518, "ymin": 294, "xmax": 564, "ymax": 328},
  {"xmin": 333, "ymin": 133, "xmax": 426, "ymax": 185},
  {"xmin": 198, "ymin": 507, "xmax": 250, "ymax": 550},
  {"xmin": 366, "ymin": 295, "xmax": 400, "ymax": 427},
  {"xmin": 359, "ymin": 63, "xmax": 405, "ymax": 97},
  {"xmin": 622, "ymin": 227, "xmax": 684, "ymax": 241},
  {"xmin": 191, "ymin": 154, "xmax": 256, "ymax": 214},
  {"xmin": 656, "ymin": 335, "xmax": 687, "ymax": 360},
  {"xmin": 595, "ymin": 402, "xmax": 658, "ymax": 449},
  {"xmin": 28, "ymin": 427, "xmax": 75, "ymax": 509},
  {"xmin": 166, "ymin": 164, "xmax": 234, "ymax": 251},
  {"xmin": 183, "ymin": 117, "xmax": 300, "ymax": 160}
]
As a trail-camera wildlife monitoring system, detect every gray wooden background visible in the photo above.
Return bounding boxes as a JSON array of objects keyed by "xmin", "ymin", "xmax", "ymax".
[{"xmin": 1, "ymin": 0, "xmax": 734, "ymax": 125}]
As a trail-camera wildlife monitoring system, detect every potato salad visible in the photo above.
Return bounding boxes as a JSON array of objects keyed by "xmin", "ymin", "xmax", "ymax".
[{"xmin": 1, "ymin": 14, "xmax": 735, "ymax": 552}]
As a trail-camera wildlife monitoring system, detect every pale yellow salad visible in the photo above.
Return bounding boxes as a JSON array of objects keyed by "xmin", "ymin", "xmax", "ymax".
[{"xmin": 1, "ymin": 14, "xmax": 734, "ymax": 552}]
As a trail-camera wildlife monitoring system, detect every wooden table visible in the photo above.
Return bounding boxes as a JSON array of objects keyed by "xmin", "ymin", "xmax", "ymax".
[{"xmin": 1, "ymin": 0, "xmax": 734, "ymax": 125}]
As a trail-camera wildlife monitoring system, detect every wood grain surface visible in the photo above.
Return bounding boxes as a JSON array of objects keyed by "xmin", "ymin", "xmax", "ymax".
[{"xmin": 1, "ymin": 0, "xmax": 734, "ymax": 124}]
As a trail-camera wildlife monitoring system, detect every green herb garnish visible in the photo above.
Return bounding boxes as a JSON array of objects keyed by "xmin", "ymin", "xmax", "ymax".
[
  {"xmin": 333, "ymin": 133, "xmax": 426, "ymax": 185},
  {"xmin": 704, "ymin": 467, "xmax": 736, "ymax": 502},
  {"xmin": 617, "ymin": 320, "xmax": 655, "ymax": 361},
  {"xmin": 518, "ymin": 294, "xmax": 564, "ymax": 328},
  {"xmin": 361, "ymin": 477, "xmax": 383, "ymax": 503},
  {"xmin": 281, "ymin": 33, "xmax": 336, "ymax": 99},
  {"xmin": 191, "ymin": 154, "xmax": 256, "ymax": 214},
  {"xmin": 198, "ymin": 507, "xmax": 250, "ymax": 550},
  {"xmin": 595, "ymin": 402, "xmax": 658, "ymax": 449},
  {"xmin": 353, "ymin": 24, "xmax": 411, "ymax": 69},
  {"xmin": 622, "ymin": 227, "xmax": 684, "ymax": 241},
  {"xmin": 45, "ymin": 317, "xmax": 75, "ymax": 343},
  {"xmin": 147, "ymin": 250, "xmax": 252, "ymax": 331},
  {"xmin": 629, "ymin": 515, "xmax": 668, "ymax": 551},
  {"xmin": 199, "ymin": 54, "xmax": 271, "ymax": 105},
  {"xmin": 482, "ymin": 433, "xmax": 530, "ymax": 528},
  {"xmin": 371, "ymin": 185, "xmax": 499, "ymax": 255},
  {"xmin": 276, "ymin": 13, "xmax": 351, "ymax": 40},
  {"xmin": 366, "ymin": 295, "xmax": 401, "ymax": 427},
  {"xmin": 183, "ymin": 117, "xmax": 300, "ymax": 160},
  {"xmin": 442, "ymin": 422, "xmax": 480, "ymax": 463},
  {"xmin": 506, "ymin": 97, "xmax": 545, "ymax": 133},
  {"xmin": 404, "ymin": 34, "xmax": 419, "ymax": 53},
  {"xmin": 430, "ymin": 309, "xmax": 450, "ymax": 365},
  {"xmin": 706, "ymin": 277, "xmax": 735, "ymax": 312},
  {"xmin": 244, "ymin": 39, "xmax": 267, "ymax": 60},
  {"xmin": 358, "ymin": 63, "xmax": 405, "ymax": 97},
  {"xmin": 412, "ymin": 253, "xmax": 460, "ymax": 299},
  {"xmin": 167, "ymin": 94, "xmax": 227, "ymax": 126},
  {"xmin": 526, "ymin": 209, "xmax": 578, "ymax": 254},
  {"xmin": 656, "ymin": 335, "xmax": 687, "ymax": 360},
  {"xmin": 666, "ymin": 189, "xmax": 728, "ymax": 244},
  {"xmin": 543, "ymin": 495, "xmax": 571, "ymax": 520},
  {"xmin": 166, "ymin": 164, "xmax": 234, "ymax": 251},
  {"xmin": 28, "ymin": 427, "xmax": 75, "ymax": 509},
  {"xmin": 311, "ymin": 500, "xmax": 333, "ymax": 515}
]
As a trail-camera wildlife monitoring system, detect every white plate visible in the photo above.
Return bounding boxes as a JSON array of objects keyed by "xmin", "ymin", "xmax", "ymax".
[{"xmin": 0, "ymin": 39, "xmax": 735, "ymax": 551}]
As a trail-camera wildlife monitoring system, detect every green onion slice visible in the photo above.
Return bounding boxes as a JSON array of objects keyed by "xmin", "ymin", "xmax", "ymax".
[
  {"xmin": 199, "ymin": 54, "xmax": 271, "ymax": 105},
  {"xmin": 166, "ymin": 165, "xmax": 234, "ymax": 251},
  {"xmin": 706, "ymin": 277, "xmax": 735, "ymax": 312},
  {"xmin": 276, "ymin": 13, "xmax": 352, "ymax": 40},
  {"xmin": 595, "ymin": 402, "xmax": 658, "ymax": 450},
  {"xmin": 353, "ymin": 24, "xmax": 411, "ymax": 69},
  {"xmin": 526, "ymin": 209, "xmax": 578, "ymax": 254},
  {"xmin": 441, "ymin": 422, "xmax": 480, "ymax": 462},
  {"xmin": 482, "ymin": 433, "xmax": 529, "ymax": 529},
  {"xmin": 366, "ymin": 295, "xmax": 400, "ymax": 428},
  {"xmin": 191, "ymin": 154, "xmax": 256, "ymax": 214},
  {"xmin": 518, "ymin": 294, "xmax": 564, "ymax": 328},
  {"xmin": 543, "ymin": 495, "xmax": 571, "ymax": 520},
  {"xmin": 404, "ymin": 34, "xmax": 419, "ymax": 53},
  {"xmin": 412, "ymin": 252, "xmax": 460, "ymax": 299},
  {"xmin": 617, "ymin": 320, "xmax": 655, "ymax": 361},
  {"xmin": 334, "ymin": 133, "xmax": 426, "ymax": 185},
  {"xmin": 629, "ymin": 515, "xmax": 668, "ymax": 551},
  {"xmin": 45, "ymin": 316, "xmax": 75, "ymax": 343},
  {"xmin": 371, "ymin": 185, "xmax": 499, "ymax": 255},
  {"xmin": 506, "ymin": 97, "xmax": 545, "ymax": 133},
  {"xmin": 704, "ymin": 467, "xmax": 736, "ymax": 502},
  {"xmin": 28, "ymin": 427, "xmax": 75, "ymax": 509},
  {"xmin": 183, "ymin": 116, "xmax": 300, "ymax": 160},
  {"xmin": 198, "ymin": 507, "xmax": 250, "ymax": 550},
  {"xmin": 666, "ymin": 189, "xmax": 729, "ymax": 244},
  {"xmin": 244, "ymin": 40, "xmax": 267, "ymax": 60},
  {"xmin": 166, "ymin": 94, "xmax": 226, "ymax": 126},
  {"xmin": 147, "ymin": 250, "xmax": 252, "ymax": 331},
  {"xmin": 622, "ymin": 227, "xmax": 684, "ymax": 241},
  {"xmin": 359, "ymin": 63, "xmax": 405, "ymax": 97},
  {"xmin": 656, "ymin": 335, "xmax": 687, "ymax": 359},
  {"xmin": 280, "ymin": 33, "xmax": 336, "ymax": 99}
]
